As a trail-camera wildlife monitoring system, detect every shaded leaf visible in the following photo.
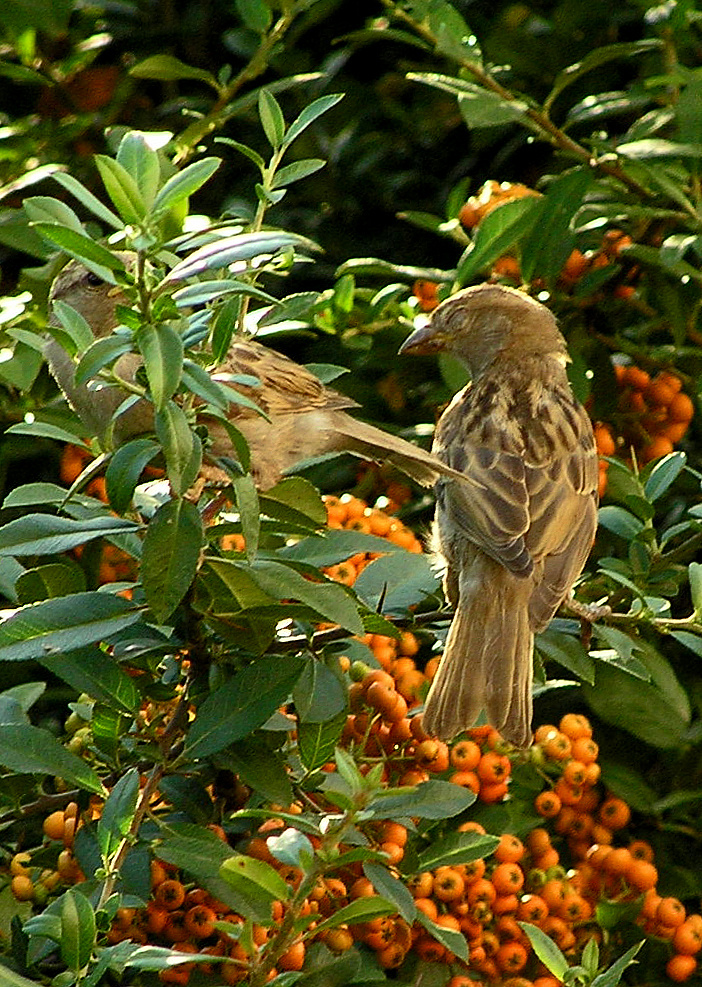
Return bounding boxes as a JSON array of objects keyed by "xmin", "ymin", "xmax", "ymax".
[
  {"xmin": 0, "ymin": 724, "xmax": 104, "ymax": 793},
  {"xmin": 184, "ymin": 655, "xmax": 305, "ymax": 759},
  {"xmin": 142, "ymin": 498, "xmax": 203, "ymax": 622}
]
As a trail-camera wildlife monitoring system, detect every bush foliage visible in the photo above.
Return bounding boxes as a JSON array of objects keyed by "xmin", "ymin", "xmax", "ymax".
[{"xmin": 1, "ymin": 1, "xmax": 702, "ymax": 985}]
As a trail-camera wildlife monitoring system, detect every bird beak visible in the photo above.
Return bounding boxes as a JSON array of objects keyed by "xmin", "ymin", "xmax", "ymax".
[{"xmin": 399, "ymin": 321, "xmax": 446, "ymax": 355}]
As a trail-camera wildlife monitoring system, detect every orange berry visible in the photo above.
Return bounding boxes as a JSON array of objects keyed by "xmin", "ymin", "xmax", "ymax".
[
  {"xmin": 621, "ymin": 366, "xmax": 651, "ymax": 391},
  {"xmin": 668, "ymin": 392, "xmax": 694, "ymax": 423},
  {"xmin": 43, "ymin": 810, "xmax": 68, "ymax": 841},
  {"xmin": 534, "ymin": 791, "xmax": 562, "ymax": 818},
  {"xmin": 415, "ymin": 739, "xmax": 450, "ymax": 773},
  {"xmin": 667, "ymin": 955, "xmax": 697, "ymax": 982},
  {"xmin": 628, "ymin": 840, "xmax": 654, "ymax": 862},
  {"xmin": 407, "ymin": 872, "xmax": 434, "ymax": 898},
  {"xmin": 414, "ymin": 935, "xmax": 446, "ymax": 962},
  {"xmin": 449, "ymin": 770, "xmax": 481, "ymax": 793},
  {"xmin": 641, "ymin": 435, "xmax": 674, "ymax": 462},
  {"xmin": 366, "ymin": 681, "xmax": 398, "ymax": 717},
  {"xmin": 278, "ymin": 941, "xmax": 305, "ymax": 971},
  {"xmin": 480, "ymin": 781, "xmax": 510, "ymax": 804},
  {"xmin": 657, "ymin": 898, "xmax": 687, "ymax": 929},
  {"xmin": 433, "ymin": 866, "xmax": 465, "ymax": 902},
  {"xmin": 183, "ymin": 904, "xmax": 216, "ymax": 939},
  {"xmin": 626, "ymin": 858, "xmax": 658, "ymax": 892},
  {"xmin": 154, "ymin": 879, "xmax": 186, "ymax": 911},
  {"xmin": 477, "ymin": 751, "xmax": 511, "ymax": 784},
  {"xmin": 593, "ymin": 424, "xmax": 616, "ymax": 457},
  {"xmin": 494, "ymin": 834, "xmax": 525, "ymax": 864},
  {"xmin": 599, "ymin": 796, "xmax": 631, "ymax": 830},
  {"xmin": 571, "ymin": 736, "xmax": 599, "ymax": 764},
  {"xmin": 645, "ymin": 379, "xmax": 677, "ymax": 407},
  {"xmin": 450, "ymin": 739, "xmax": 482, "ymax": 771},
  {"xmin": 602, "ymin": 847, "xmax": 633, "ymax": 876},
  {"xmin": 11, "ymin": 875, "xmax": 35, "ymax": 901},
  {"xmin": 526, "ymin": 828, "xmax": 552, "ymax": 856},
  {"xmin": 517, "ymin": 894, "xmax": 549, "ymax": 923},
  {"xmin": 491, "ymin": 862, "xmax": 524, "ymax": 896},
  {"xmin": 674, "ymin": 919, "xmax": 702, "ymax": 956},
  {"xmin": 414, "ymin": 897, "xmax": 438, "ymax": 921},
  {"xmin": 495, "ymin": 941, "xmax": 528, "ymax": 973},
  {"xmin": 559, "ymin": 713, "xmax": 592, "ymax": 740},
  {"xmin": 543, "ymin": 731, "xmax": 572, "ymax": 761}
]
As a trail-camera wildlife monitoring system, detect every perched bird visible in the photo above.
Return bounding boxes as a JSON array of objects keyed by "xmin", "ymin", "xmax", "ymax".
[
  {"xmin": 400, "ymin": 284, "xmax": 598, "ymax": 747},
  {"xmin": 46, "ymin": 259, "xmax": 475, "ymax": 491}
]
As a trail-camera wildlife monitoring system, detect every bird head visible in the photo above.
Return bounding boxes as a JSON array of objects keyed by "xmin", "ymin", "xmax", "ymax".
[
  {"xmin": 48, "ymin": 253, "xmax": 134, "ymax": 339},
  {"xmin": 399, "ymin": 283, "xmax": 568, "ymax": 377}
]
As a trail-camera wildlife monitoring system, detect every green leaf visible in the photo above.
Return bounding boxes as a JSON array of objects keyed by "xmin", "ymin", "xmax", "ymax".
[
  {"xmin": 39, "ymin": 645, "xmax": 139, "ymax": 713},
  {"xmin": 283, "ymin": 94, "xmax": 344, "ymax": 147},
  {"xmin": 0, "ymin": 514, "xmax": 138, "ymax": 557},
  {"xmin": 293, "ymin": 658, "xmax": 347, "ymax": 723},
  {"xmin": 545, "ymin": 40, "xmax": 662, "ymax": 111},
  {"xmin": 363, "ymin": 863, "xmax": 416, "ymax": 923},
  {"xmin": 173, "ymin": 279, "xmax": 276, "ymax": 308},
  {"xmin": 272, "ymin": 158, "xmax": 325, "ymax": 188},
  {"xmin": 94, "ymin": 154, "xmax": 147, "ymax": 225},
  {"xmin": 267, "ymin": 828, "xmax": 314, "ymax": 868},
  {"xmin": 17, "ymin": 562, "xmax": 85, "ymax": 603},
  {"xmin": 520, "ymin": 169, "xmax": 594, "ymax": 284},
  {"xmin": 456, "ymin": 196, "xmax": 542, "ymax": 284},
  {"xmin": 6, "ymin": 420, "xmax": 91, "ymax": 445},
  {"xmin": 313, "ymin": 896, "xmax": 397, "ymax": 933},
  {"xmin": 117, "ymin": 131, "xmax": 161, "ymax": 209},
  {"xmin": 60, "ymin": 889, "xmax": 97, "ymax": 973},
  {"xmin": 235, "ymin": 0, "xmax": 273, "ymax": 32},
  {"xmin": 106, "ymin": 438, "xmax": 161, "ymax": 514},
  {"xmin": 52, "ymin": 172, "xmax": 123, "ymax": 229},
  {"xmin": 153, "ymin": 157, "xmax": 221, "ymax": 215},
  {"xmin": 233, "ymin": 473, "xmax": 260, "ymax": 561},
  {"xmin": 259, "ymin": 477, "xmax": 327, "ymax": 528},
  {"xmin": 408, "ymin": 73, "xmax": 527, "ymax": 130},
  {"xmin": 74, "ymin": 333, "xmax": 133, "ymax": 386},
  {"xmin": 220, "ymin": 853, "xmax": 291, "ymax": 905},
  {"xmin": 0, "ymin": 724, "xmax": 104, "ymax": 794},
  {"xmin": 154, "ymin": 401, "xmax": 202, "ymax": 496},
  {"xmin": 258, "ymin": 89, "xmax": 285, "ymax": 149},
  {"xmin": 519, "ymin": 922, "xmax": 569, "ymax": 979},
  {"xmin": 297, "ymin": 711, "xmax": 346, "ymax": 772},
  {"xmin": 183, "ymin": 654, "xmax": 305, "ymax": 759},
  {"xmin": 142, "ymin": 498, "xmax": 203, "ymax": 622},
  {"xmin": 0, "ymin": 963, "xmax": 43, "ymax": 987},
  {"xmin": 582, "ymin": 659, "xmax": 689, "ymax": 748},
  {"xmin": 591, "ymin": 941, "xmax": 644, "ymax": 987},
  {"xmin": 98, "ymin": 768, "xmax": 140, "ymax": 860},
  {"xmin": 247, "ymin": 560, "xmax": 363, "ymax": 634},
  {"xmin": 130, "ymin": 55, "xmax": 218, "ymax": 86},
  {"xmin": 368, "ymin": 779, "xmax": 474, "ymax": 820},
  {"xmin": 138, "ymin": 323, "xmax": 184, "ymax": 411},
  {"xmin": 536, "ymin": 629, "xmax": 595, "ymax": 684},
  {"xmin": 29, "ymin": 224, "xmax": 123, "ymax": 283},
  {"xmin": 0, "ymin": 592, "xmax": 140, "ymax": 663},
  {"xmin": 643, "ymin": 451, "xmax": 686, "ymax": 501},
  {"xmin": 49, "ymin": 299, "xmax": 95, "ymax": 353},
  {"xmin": 617, "ymin": 138, "xmax": 702, "ymax": 159},
  {"xmin": 281, "ymin": 528, "xmax": 403, "ymax": 567},
  {"xmin": 417, "ymin": 832, "xmax": 499, "ymax": 872},
  {"xmin": 416, "ymin": 910, "xmax": 468, "ymax": 961},
  {"xmin": 597, "ymin": 505, "xmax": 645, "ymax": 540},
  {"xmin": 25, "ymin": 196, "xmax": 84, "ymax": 233},
  {"xmin": 353, "ymin": 552, "xmax": 439, "ymax": 616},
  {"xmin": 164, "ymin": 231, "xmax": 312, "ymax": 282},
  {"xmin": 690, "ymin": 562, "xmax": 702, "ymax": 617}
]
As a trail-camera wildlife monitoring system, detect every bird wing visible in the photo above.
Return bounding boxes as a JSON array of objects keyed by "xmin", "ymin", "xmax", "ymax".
[
  {"xmin": 433, "ymin": 371, "xmax": 598, "ymax": 589},
  {"xmin": 219, "ymin": 338, "xmax": 358, "ymax": 419}
]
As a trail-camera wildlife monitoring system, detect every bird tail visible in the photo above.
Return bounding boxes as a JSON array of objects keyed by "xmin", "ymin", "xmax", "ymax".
[
  {"xmin": 422, "ymin": 560, "xmax": 534, "ymax": 748},
  {"xmin": 329, "ymin": 415, "xmax": 476, "ymax": 488}
]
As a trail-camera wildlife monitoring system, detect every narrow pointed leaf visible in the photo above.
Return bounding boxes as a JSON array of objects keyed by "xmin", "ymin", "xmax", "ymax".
[
  {"xmin": 0, "ymin": 724, "xmax": 104, "ymax": 793},
  {"xmin": 141, "ymin": 498, "xmax": 203, "ymax": 622},
  {"xmin": 153, "ymin": 158, "xmax": 221, "ymax": 214}
]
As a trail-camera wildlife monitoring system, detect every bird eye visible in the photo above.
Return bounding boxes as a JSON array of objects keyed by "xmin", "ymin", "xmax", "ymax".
[{"xmin": 84, "ymin": 271, "xmax": 104, "ymax": 288}]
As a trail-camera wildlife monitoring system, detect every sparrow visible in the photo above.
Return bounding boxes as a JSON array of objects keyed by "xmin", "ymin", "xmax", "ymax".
[
  {"xmin": 400, "ymin": 283, "xmax": 599, "ymax": 747},
  {"xmin": 46, "ymin": 259, "xmax": 475, "ymax": 491}
]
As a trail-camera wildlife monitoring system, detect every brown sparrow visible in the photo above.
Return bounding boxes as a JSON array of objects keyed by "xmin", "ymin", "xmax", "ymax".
[
  {"xmin": 400, "ymin": 284, "xmax": 599, "ymax": 747},
  {"xmin": 46, "ymin": 259, "xmax": 475, "ymax": 491}
]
